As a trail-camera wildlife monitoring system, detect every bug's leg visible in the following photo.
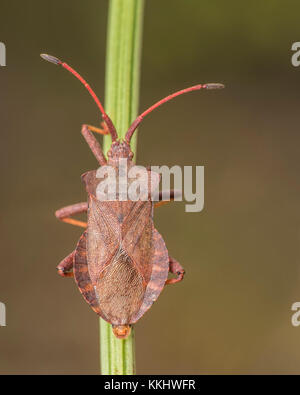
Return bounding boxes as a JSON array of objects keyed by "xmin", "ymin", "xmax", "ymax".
[
  {"xmin": 57, "ymin": 251, "xmax": 75, "ymax": 277},
  {"xmin": 85, "ymin": 121, "xmax": 109, "ymax": 135},
  {"xmin": 81, "ymin": 124, "xmax": 107, "ymax": 166},
  {"xmin": 165, "ymin": 256, "xmax": 185, "ymax": 285},
  {"xmin": 55, "ymin": 202, "xmax": 88, "ymax": 228},
  {"xmin": 154, "ymin": 190, "xmax": 182, "ymax": 208}
]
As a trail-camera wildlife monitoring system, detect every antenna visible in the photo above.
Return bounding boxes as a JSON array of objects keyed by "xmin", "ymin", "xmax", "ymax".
[
  {"xmin": 125, "ymin": 83, "xmax": 224, "ymax": 143},
  {"xmin": 40, "ymin": 54, "xmax": 118, "ymax": 141}
]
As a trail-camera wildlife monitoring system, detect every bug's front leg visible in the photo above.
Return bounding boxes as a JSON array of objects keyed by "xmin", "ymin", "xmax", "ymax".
[
  {"xmin": 84, "ymin": 121, "xmax": 109, "ymax": 135},
  {"xmin": 81, "ymin": 124, "xmax": 108, "ymax": 166},
  {"xmin": 165, "ymin": 256, "xmax": 185, "ymax": 285},
  {"xmin": 55, "ymin": 202, "xmax": 88, "ymax": 228},
  {"xmin": 57, "ymin": 251, "xmax": 75, "ymax": 277}
]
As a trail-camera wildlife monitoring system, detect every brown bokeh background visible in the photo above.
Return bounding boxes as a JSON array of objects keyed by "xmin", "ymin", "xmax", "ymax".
[{"xmin": 1, "ymin": 0, "xmax": 300, "ymax": 374}]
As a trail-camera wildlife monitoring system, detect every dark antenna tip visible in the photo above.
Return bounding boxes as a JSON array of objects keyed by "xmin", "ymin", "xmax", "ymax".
[
  {"xmin": 40, "ymin": 53, "xmax": 62, "ymax": 65},
  {"xmin": 205, "ymin": 83, "xmax": 225, "ymax": 90}
]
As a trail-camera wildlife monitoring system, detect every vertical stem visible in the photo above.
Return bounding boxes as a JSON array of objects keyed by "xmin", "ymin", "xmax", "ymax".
[{"xmin": 100, "ymin": 0, "xmax": 145, "ymax": 375}]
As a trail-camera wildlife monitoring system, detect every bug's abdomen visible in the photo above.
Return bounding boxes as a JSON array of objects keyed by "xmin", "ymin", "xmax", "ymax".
[{"xmin": 95, "ymin": 248, "xmax": 145, "ymax": 325}]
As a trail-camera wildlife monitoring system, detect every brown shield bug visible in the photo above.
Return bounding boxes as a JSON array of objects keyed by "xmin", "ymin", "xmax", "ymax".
[{"xmin": 41, "ymin": 53, "xmax": 224, "ymax": 339}]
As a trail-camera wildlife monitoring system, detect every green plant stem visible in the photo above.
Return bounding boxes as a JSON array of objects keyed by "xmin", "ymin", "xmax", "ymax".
[{"xmin": 100, "ymin": 0, "xmax": 145, "ymax": 375}]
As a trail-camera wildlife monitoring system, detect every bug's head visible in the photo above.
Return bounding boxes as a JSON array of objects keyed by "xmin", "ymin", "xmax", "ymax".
[
  {"xmin": 41, "ymin": 54, "xmax": 225, "ymax": 169},
  {"xmin": 107, "ymin": 140, "xmax": 134, "ymax": 166}
]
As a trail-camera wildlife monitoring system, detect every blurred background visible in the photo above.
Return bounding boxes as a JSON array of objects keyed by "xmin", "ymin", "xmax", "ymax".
[{"xmin": 1, "ymin": 0, "xmax": 300, "ymax": 374}]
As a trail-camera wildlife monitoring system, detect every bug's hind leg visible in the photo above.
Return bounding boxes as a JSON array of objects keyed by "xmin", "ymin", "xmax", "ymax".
[
  {"xmin": 55, "ymin": 202, "xmax": 88, "ymax": 228},
  {"xmin": 57, "ymin": 251, "xmax": 75, "ymax": 278},
  {"xmin": 165, "ymin": 256, "xmax": 185, "ymax": 285},
  {"xmin": 81, "ymin": 124, "xmax": 107, "ymax": 166}
]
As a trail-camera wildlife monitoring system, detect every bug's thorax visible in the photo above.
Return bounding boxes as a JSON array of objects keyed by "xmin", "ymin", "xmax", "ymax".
[{"xmin": 107, "ymin": 140, "xmax": 134, "ymax": 167}]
